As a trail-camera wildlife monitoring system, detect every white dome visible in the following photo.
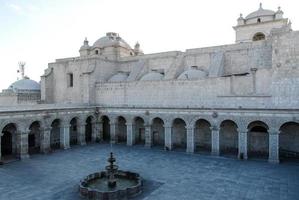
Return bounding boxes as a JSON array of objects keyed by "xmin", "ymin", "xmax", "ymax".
[
  {"xmin": 245, "ymin": 4, "xmax": 275, "ymax": 20},
  {"xmin": 177, "ymin": 69, "xmax": 206, "ymax": 80},
  {"xmin": 8, "ymin": 77, "xmax": 40, "ymax": 91},
  {"xmin": 140, "ymin": 72, "xmax": 164, "ymax": 81},
  {"xmin": 108, "ymin": 72, "xmax": 129, "ymax": 82},
  {"xmin": 93, "ymin": 32, "xmax": 131, "ymax": 49}
]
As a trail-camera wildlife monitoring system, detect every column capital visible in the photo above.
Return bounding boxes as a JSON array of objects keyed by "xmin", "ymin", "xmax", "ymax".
[
  {"xmin": 268, "ymin": 129, "xmax": 280, "ymax": 135},
  {"xmin": 210, "ymin": 126, "xmax": 219, "ymax": 131},
  {"xmin": 185, "ymin": 125, "xmax": 194, "ymax": 130},
  {"xmin": 60, "ymin": 124, "xmax": 71, "ymax": 128},
  {"xmin": 125, "ymin": 122, "xmax": 133, "ymax": 126},
  {"xmin": 78, "ymin": 122, "xmax": 87, "ymax": 127},
  {"xmin": 43, "ymin": 127, "xmax": 52, "ymax": 132},
  {"xmin": 163, "ymin": 125, "xmax": 172, "ymax": 129}
]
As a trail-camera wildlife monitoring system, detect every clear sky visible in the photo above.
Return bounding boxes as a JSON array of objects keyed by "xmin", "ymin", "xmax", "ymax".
[{"xmin": 0, "ymin": 0, "xmax": 298, "ymax": 90}]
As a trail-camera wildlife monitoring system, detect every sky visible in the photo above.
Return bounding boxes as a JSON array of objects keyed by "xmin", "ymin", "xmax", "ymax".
[{"xmin": 0, "ymin": 0, "xmax": 298, "ymax": 90}]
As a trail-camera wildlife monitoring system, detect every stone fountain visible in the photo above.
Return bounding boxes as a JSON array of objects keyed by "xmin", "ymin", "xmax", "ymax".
[{"xmin": 79, "ymin": 152, "xmax": 142, "ymax": 200}]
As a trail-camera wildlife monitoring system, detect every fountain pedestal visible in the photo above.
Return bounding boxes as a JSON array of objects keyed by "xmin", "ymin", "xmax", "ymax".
[{"xmin": 79, "ymin": 152, "xmax": 142, "ymax": 200}]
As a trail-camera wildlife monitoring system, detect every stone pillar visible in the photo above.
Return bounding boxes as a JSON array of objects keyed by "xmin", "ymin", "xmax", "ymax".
[
  {"xmin": 126, "ymin": 122, "xmax": 134, "ymax": 146},
  {"xmin": 186, "ymin": 126, "xmax": 195, "ymax": 153},
  {"xmin": 238, "ymin": 130, "xmax": 248, "ymax": 160},
  {"xmin": 60, "ymin": 124, "xmax": 70, "ymax": 150},
  {"xmin": 110, "ymin": 122, "xmax": 117, "ymax": 144},
  {"xmin": 268, "ymin": 129, "xmax": 280, "ymax": 163},
  {"xmin": 0, "ymin": 134, "xmax": 2, "ymax": 161},
  {"xmin": 40, "ymin": 127, "xmax": 51, "ymax": 154},
  {"xmin": 78, "ymin": 123, "xmax": 86, "ymax": 145},
  {"xmin": 164, "ymin": 124, "xmax": 172, "ymax": 150},
  {"xmin": 92, "ymin": 121, "xmax": 101, "ymax": 143},
  {"xmin": 18, "ymin": 131, "xmax": 29, "ymax": 159},
  {"xmin": 98, "ymin": 121, "xmax": 104, "ymax": 142},
  {"xmin": 145, "ymin": 124, "xmax": 152, "ymax": 148},
  {"xmin": 211, "ymin": 126, "xmax": 220, "ymax": 156}
]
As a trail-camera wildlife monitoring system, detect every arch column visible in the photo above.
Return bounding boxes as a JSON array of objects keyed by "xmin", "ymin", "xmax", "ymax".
[
  {"xmin": 238, "ymin": 129, "xmax": 248, "ymax": 160},
  {"xmin": 164, "ymin": 123, "xmax": 172, "ymax": 150},
  {"xmin": 186, "ymin": 126, "xmax": 195, "ymax": 153},
  {"xmin": 126, "ymin": 122, "xmax": 134, "ymax": 146},
  {"xmin": 145, "ymin": 124, "xmax": 152, "ymax": 148},
  {"xmin": 60, "ymin": 124, "xmax": 70, "ymax": 150},
  {"xmin": 0, "ymin": 133, "xmax": 2, "ymax": 161},
  {"xmin": 268, "ymin": 128, "xmax": 280, "ymax": 163},
  {"xmin": 211, "ymin": 126, "xmax": 220, "ymax": 156},
  {"xmin": 41, "ymin": 127, "xmax": 51, "ymax": 153},
  {"xmin": 110, "ymin": 121, "xmax": 117, "ymax": 144},
  {"xmin": 18, "ymin": 129, "xmax": 30, "ymax": 159},
  {"xmin": 78, "ymin": 122, "xmax": 86, "ymax": 145},
  {"xmin": 94, "ymin": 121, "xmax": 103, "ymax": 142}
]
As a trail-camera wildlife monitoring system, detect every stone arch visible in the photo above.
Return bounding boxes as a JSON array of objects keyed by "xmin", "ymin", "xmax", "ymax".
[
  {"xmin": 70, "ymin": 117, "xmax": 79, "ymax": 146},
  {"xmin": 253, "ymin": 32, "xmax": 265, "ymax": 41},
  {"xmin": 116, "ymin": 116, "xmax": 127, "ymax": 143},
  {"xmin": 172, "ymin": 118, "xmax": 187, "ymax": 150},
  {"xmin": 50, "ymin": 119, "xmax": 61, "ymax": 150},
  {"xmin": 134, "ymin": 116, "xmax": 145, "ymax": 145},
  {"xmin": 194, "ymin": 119, "xmax": 212, "ymax": 153},
  {"xmin": 1, "ymin": 123, "xmax": 18, "ymax": 160},
  {"xmin": 28, "ymin": 121, "xmax": 41, "ymax": 154},
  {"xmin": 151, "ymin": 117, "xmax": 165, "ymax": 147},
  {"xmin": 219, "ymin": 120, "xmax": 238, "ymax": 157},
  {"xmin": 247, "ymin": 120, "xmax": 269, "ymax": 159},
  {"xmin": 85, "ymin": 116, "xmax": 94, "ymax": 143},
  {"xmin": 101, "ymin": 115, "xmax": 110, "ymax": 142},
  {"xmin": 190, "ymin": 116, "xmax": 213, "ymax": 128},
  {"xmin": 279, "ymin": 121, "xmax": 299, "ymax": 162}
]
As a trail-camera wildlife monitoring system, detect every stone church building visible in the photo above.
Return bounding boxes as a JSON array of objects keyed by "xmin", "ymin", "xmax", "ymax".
[{"xmin": 0, "ymin": 4, "xmax": 298, "ymax": 164}]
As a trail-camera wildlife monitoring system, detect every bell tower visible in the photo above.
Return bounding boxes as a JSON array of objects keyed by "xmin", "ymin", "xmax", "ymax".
[{"xmin": 233, "ymin": 3, "xmax": 291, "ymax": 43}]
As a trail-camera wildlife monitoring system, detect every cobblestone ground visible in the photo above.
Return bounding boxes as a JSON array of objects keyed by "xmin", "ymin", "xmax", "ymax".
[{"xmin": 0, "ymin": 144, "xmax": 299, "ymax": 200}]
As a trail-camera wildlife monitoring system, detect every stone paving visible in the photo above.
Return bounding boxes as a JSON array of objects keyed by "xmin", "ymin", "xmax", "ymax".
[{"xmin": 0, "ymin": 144, "xmax": 299, "ymax": 200}]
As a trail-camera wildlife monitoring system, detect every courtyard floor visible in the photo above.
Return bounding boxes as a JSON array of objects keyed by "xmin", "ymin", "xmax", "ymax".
[{"xmin": 0, "ymin": 144, "xmax": 299, "ymax": 200}]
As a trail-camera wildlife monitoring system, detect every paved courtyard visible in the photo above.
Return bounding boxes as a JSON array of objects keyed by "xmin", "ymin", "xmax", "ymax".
[{"xmin": 0, "ymin": 144, "xmax": 299, "ymax": 200}]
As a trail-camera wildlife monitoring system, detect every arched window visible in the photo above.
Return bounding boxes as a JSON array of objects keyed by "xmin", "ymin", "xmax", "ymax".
[
  {"xmin": 257, "ymin": 18, "xmax": 261, "ymax": 23},
  {"xmin": 253, "ymin": 32, "xmax": 265, "ymax": 41},
  {"xmin": 95, "ymin": 50, "xmax": 99, "ymax": 55}
]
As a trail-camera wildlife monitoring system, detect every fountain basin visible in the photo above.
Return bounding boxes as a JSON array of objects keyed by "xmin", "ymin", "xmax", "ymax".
[{"xmin": 79, "ymin": 170, "xmax": 142, "ymax": 200}]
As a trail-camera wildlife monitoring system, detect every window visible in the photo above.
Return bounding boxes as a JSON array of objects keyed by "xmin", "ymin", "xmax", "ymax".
[
  {"xmin": 95, "ymin": 50, "xmax": 99, "ymax": 55},
  {"xmin": 257, "ymin": 18, "xmax": 261, "ymax": 23},
  {"xmin": 67, "ymin": 73, "xmax": 73, "ymax": 87},
  {"xmin": 252, "ymin": 32, "xmax": 265, "ymax": 41}
]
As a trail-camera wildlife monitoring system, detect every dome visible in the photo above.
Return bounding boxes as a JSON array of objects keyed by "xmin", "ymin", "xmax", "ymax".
[
  {"xmin": 140, "ymin": 72, "xmax": 164, "ymax": 81},
  {"xmin": 245, "ymin": 4, "xmax": 275, "ymax": 20},
  {"xmin": 8, "ymin": 77, "xmax": 40, "ymax": 91},
  {"xmin": 177, "ymin": 69, "xmax": 207, "ymax": 80},
  {"xmin": 93, "ymin": 32, "xmax": 132, "ymax": 49},
  {"xmin": 108, "ymin": 72, "xmax": 129, "ymax": 82}
]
